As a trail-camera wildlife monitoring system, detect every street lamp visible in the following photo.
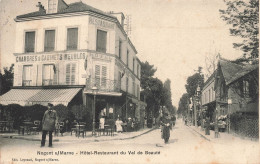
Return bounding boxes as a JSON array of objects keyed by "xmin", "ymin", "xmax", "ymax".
[{"xmin": 92, "ymin": 85, "xmax": 98, "ymax": 136}]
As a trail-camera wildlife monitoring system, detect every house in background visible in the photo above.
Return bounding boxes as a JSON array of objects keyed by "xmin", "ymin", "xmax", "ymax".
[
  {"xmin": 214, "ymin": 58, "xmax": 258, "ymax": 138},
  {"xmin": 0, "ymin": 0, "xmax": 146, "ymax": 128}
]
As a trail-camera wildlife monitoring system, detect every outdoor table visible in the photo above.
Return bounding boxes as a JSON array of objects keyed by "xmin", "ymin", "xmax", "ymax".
[
  {"xmin": 74, "ymin": 125, "xmax": 85, "ymax": 138},
  {"xmin": 0, "ymin": 121, "xmax": 8, "ymax": 132},
  {"xmin": 21, "ymin": 122, "xmax": 34, "ymax": 135}
]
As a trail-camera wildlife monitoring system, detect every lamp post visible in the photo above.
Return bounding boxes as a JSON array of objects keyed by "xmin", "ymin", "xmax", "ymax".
[
  {"xmin": 194, "ymin": 85, "xmax": 201, "ymax": 127},
  {"xmin": 92, "ymin": 86, "xmax": 98, "ymax": 136}
]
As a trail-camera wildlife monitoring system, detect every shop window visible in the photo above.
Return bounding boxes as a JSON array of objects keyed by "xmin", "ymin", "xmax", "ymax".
[
  {"xmin": 96, "ymin": 30, "xmax": 107, "ymax": 53},
  {"xmin": 44, "ymin": 30, "xmax": 55, "ymax": 52},
  {"xmin": 67, "ymin": 28, "xmax": 78, "ymax": 50},
  {"xmin": 95, "ymin": 65, "xmax": 107, "ymax": 88},
  {"xmin": 22, "ymin": 65, "xmax": 33, "ymax": 86},
  {"xmin": 42, "ymin": 64, "xmax": 57, "ymax": 85},
  {"xmin": 66, "ymin": 63, "xmax": 76, "ymax": 85},
  {"xmin": 119, "ymin": 40, "xmax": 122, "ymax": 59},
  {"xmin": 24, "ymin": 31, "xmax": 35, "ymax": 53}
]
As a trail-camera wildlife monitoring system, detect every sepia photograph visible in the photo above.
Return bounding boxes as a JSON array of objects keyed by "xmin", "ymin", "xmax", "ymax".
[{"xmin": 0, "ymin": 0, "xmax": 259, "ymax": 163}]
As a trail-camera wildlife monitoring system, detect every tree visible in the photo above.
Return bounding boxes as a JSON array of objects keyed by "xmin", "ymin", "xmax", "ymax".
[
  {"xmin": 140, "ymin": 61, "xmax": 157, "ymax": 90},
  {"xmin": 162, "ymin": 79, "xmax": 176, "ymax": 115},
  {"xmin": 219, "ymin": 0, "xmax": 259, "ymax": 60},
  {"xmin": 185, "ymin": 67, "xmax": 204, "ymax": 98},
  {"xmin": 0, "ymin": 64, "xmax": 14, "ymax": 95},
  {"xmin": 177, "ymin": 93, "xmax": 189, "ymax": 116}
]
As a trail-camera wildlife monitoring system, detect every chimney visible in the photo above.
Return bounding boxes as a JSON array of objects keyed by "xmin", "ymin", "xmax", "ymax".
[
  {"xmin": 109, "ymin": 12, "xmax": 125, "ymax": 28},
  {"xmin": 36, "ymin": 2, "xmax": 45, "ymax": 12}
]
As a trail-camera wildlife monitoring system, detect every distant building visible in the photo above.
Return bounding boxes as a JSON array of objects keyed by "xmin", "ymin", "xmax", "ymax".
[
  {"xmin": 201, "ymin": 58, "xmax": 259, "ymax": 138},
  {"xmin": 0, "ymin": 0, "xmax": 146, "ymax": 126}
]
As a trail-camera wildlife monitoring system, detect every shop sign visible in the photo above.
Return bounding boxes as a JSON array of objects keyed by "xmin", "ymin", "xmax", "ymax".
[
  {"xmin": 89, "ymin": 16, "xmax": 115, "ymax": 29},
  {"xmin": 89, "ymin": 52, "xmax": 111, "ymax": 61},
  {"xmin": 16, "ymin": 52, "xmax": 86, "ymax": 63}
]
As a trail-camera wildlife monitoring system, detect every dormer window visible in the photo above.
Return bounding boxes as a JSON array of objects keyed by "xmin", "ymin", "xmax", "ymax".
[{"xmin": 48, "ymin": 0, "xmax": 57, "ymax": 14}]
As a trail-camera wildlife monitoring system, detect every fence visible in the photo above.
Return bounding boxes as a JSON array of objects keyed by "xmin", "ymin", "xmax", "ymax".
[{"xmin": 230, "ymin": 114, "xmax": 259, "ymax": 139}]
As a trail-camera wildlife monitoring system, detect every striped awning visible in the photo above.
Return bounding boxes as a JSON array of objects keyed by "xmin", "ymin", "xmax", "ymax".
[{"xmin": 0, "ymin": 88, "xmax": 82, "ymax": 106}]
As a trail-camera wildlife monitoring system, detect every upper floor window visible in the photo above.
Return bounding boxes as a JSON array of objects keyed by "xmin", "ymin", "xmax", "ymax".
[
  {"xmin": 48, "ymin": 0, "xmax": 57, "ymax": 14},
  {"xmin": 44, "ymin": 30, "xmax": 55, "ymax": 52},
  {"xmin": 126, "ymin": 50, "xmax": 129, "ymax": 66},
  {"xmin": 242, "ymin": 80, "xmax": 250, "ymax": 98},
  {"xmin": 66, "ymin": 63, "xmax": 76, "ymax": 85},
  {"xmin": 137, "ymin": 64, "xmax": 140, "ymax": 78},
  {"xmin": 42, "ymin": 64, "xmax": 57, "ymax": 85},
  {"xmin": 133, "ymin": 58, "xmax": 135, "ymax": 73},
  {"xmin": 22, "ymin": 65, "xmax": 33, "ymax": 86},
  {"xmin": 126, "ymin": 77, "xmax": 129, "ymax": 92},
  {"xmin": 96, "ymin": 30, "xmax": 107, "ymax": 53},
  {"xmin": 25, "ymin": 31, "xmax": 35, "ymax": 53},
  {"xmin": 67, "ymin": 28, "xmax": 78, "ymax": 50},
  {"xmin": 95, "ymin": 64, "xmax": 108, "ymax": 88},
  {"xmin": 119, "ymin": 40, "xmax": 122, "ymax": 59}
]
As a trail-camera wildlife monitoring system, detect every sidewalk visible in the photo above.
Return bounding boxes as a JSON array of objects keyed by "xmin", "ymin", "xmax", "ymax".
[
  {"xmin": 187, "ymin": 124, "xmax": 258, "ymax": 145},
  {"xmin": 0, "ymin": 127, "xmax": 157, "ymax": 143}
]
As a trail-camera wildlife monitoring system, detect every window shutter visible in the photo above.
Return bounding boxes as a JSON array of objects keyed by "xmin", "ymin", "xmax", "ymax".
[
  {"xmin": 95, "ymin": 65, "xmax": 101, "ymax": 87},
  {"xmin": 101, "ymin": 66, "xmax": 107, "ymax": 87},
  {"xmin": 71, "ymin": 63, "xmax": 76, "ymax": 85},
  {"xmin": 53, "ymin": 63, "xmax": 58, "ymax": 85},
  {"xmin": 32, "ymin": 64, "xmax": 37, "ymax": 86},
  {"xmin": 14, "ymin": 65, "xmax": 23, "ymax": 86},
  {"xmin": 66, "ymin": 64, "xmax": 70, "ymax": 85}
]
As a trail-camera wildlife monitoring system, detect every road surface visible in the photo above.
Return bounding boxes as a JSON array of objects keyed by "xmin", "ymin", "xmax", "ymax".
[{"xmin": 0, "ymin": 120, "xmax": 258, "ymax": 164}]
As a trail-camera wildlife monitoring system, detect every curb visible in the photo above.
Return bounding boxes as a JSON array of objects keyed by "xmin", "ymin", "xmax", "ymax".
[
  {"xmin": 186, "ymin": 125, "xmax": 211, "ymax": 142},
  {"xmin": 0, "ymin": 128, "xmax": 157, "ymax": 143}
]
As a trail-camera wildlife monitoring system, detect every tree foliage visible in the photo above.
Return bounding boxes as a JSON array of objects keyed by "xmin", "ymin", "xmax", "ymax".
[
  {"xmin": 219, "ymin": 0, "xmax": 259, "ymax": 60},
  {"xmin": 185, "ymin": 68, "xmax": 204, "ymax": 97},
  {"xmin": 0, "ymin": 64, "xmax": 14, "ymax": 95},
  {"xmin": 177, "ymin": 93, "xmax": 189, "ymax": 116}
]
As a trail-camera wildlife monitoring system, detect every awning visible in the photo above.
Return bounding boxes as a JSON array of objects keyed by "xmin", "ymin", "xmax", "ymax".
[
  {"xmin": 84, "ymin": 90, "xmax": 122, "ymax": 97},
  {"xmin": 0, "ymin": 88, "xmax": 82, "ymax": 106}
]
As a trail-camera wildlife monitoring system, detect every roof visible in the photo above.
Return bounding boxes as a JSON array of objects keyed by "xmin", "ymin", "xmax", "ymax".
[
  {"xmin": 218, "ymin": 58, "xmax": 259, "ymax": 85},
  {"xmin": 202, "ymin": 70, "xmax": 216, "ymax": 91},
  {"xmin": 16, "ymin": 2, "xmax": 115, "ymax": 19},
  {"xmin": 0, "ymin": 88, "xmax": 81, "ymax": 106}
]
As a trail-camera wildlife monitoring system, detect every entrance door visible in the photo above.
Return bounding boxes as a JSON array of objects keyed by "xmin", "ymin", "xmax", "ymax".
[{"xmin": 95, "ymin": 99, "xmax": 106, "ymax": 129}]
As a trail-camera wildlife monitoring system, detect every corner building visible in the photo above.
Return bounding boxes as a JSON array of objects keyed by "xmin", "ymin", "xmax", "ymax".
[{"xmin": 1, "ymin": 0, "xmax": 145, "ymax": 126}]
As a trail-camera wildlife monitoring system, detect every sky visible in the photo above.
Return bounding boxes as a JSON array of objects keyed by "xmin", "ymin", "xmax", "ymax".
[{"xmin": 0, "ymin": 0, "xmax": 243, "ymax": 107}]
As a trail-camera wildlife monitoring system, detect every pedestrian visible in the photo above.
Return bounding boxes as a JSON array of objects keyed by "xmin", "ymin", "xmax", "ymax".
[
  {"xmin": 41, "ymin": 103, "xmax": 58, "ymax": 147},
  {"xmin": 115, "ymin": 118, "xmax": 123, "ymax": 133}
]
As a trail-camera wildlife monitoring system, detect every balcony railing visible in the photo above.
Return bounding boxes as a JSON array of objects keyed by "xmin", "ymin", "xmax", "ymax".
[
  {"xmin": 22, "ymin": 80, "xmax": 32, "ymax": 86},
  {"xmin": 42, "ymin": 79, "xmax": 56, "ymax": 86},
  {"xmin": 86, "ymin": 78, "xmax": 121, "ymax": 92}
]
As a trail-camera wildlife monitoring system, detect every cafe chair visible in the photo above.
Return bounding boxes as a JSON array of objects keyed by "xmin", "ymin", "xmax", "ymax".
[
  {"xmin": 70, "ymin": 122, "xmax": 78, "ymax": 136},
  {"xmin": 76, "ymin": 122, "xmax": 86, "ymax": 138},
  {"xmin": 31, "ymin": 120, "xmax": 41, "ymax": 135}
]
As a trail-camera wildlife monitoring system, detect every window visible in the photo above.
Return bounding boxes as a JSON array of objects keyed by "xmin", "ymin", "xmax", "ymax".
[
  {"xmin": 22, "ymin": 65, "xmax": 33, "ymax": 86},
  {"xmin": 25, "ymin": 31, "xmax": 35, "ymax": 53},
  {"xmin": 137, "ymin": 64, "xmax": 140, "ymax": 78},
  {"xmin": 42, "ymin": 64, "xmax": 57, "ymax": 85},
  {"xmin": 126, "ymin": 77, "xmax": 129, "ymax": 92},
  {"xmin": 67, "ymin": 28, "xmax": 78, "ymax": 50},
  {"xmin": 242, "ymin": 80, "xmax": 250, "ymax": 98},
  {"xmin": 66, "ymin": 63, "xmax": 76, "ymax": 85},
  {"xmin": 133, "ymin": 58, "xmax": 135, "ymax": 73},
  {"xmin": 44, "ymin": 30, "xmax": 55, "ymax": 52},
  {"xmin": 127, "ymin": 50, "xmax": 129, "ymax": 66},
  {"xmin": 119, "ymin": 40, "xmax": 122, "ymax": 59},
  {"xmin": 48, "ymin": 0, "xmax": 57, "ymax": 13},
  {"xmin": 95, "ymin": 65, "xmax": 107, "ymax": 88},
  {"xmin": 96, "ymin": 30, "xmax": 107, "ymax": 53},
  {"xmin": 132, "ymin": 81, "xmax": 135, "ymax": 96}
]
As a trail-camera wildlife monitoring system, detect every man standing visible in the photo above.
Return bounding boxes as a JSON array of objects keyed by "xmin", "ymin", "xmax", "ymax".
[{"xmin": 41, "ymin": 103, "xmax": 58, "ymax": 147}]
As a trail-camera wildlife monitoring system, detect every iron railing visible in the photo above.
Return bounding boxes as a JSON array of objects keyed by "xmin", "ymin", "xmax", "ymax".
[{"xmin": 86, "ymin": 78, "xmax": 121, "ymax": 92}]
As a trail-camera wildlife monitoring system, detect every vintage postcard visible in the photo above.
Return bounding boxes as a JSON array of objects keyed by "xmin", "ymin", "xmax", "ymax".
[{"xmin": 0, "ymin": 0, "xmax": 259, "ymax": 163}]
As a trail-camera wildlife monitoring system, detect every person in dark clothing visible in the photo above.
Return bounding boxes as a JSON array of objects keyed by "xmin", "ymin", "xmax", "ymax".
[{"xmin": 41, "ymin": 103, "xmax": 58, "ymax": 147}]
